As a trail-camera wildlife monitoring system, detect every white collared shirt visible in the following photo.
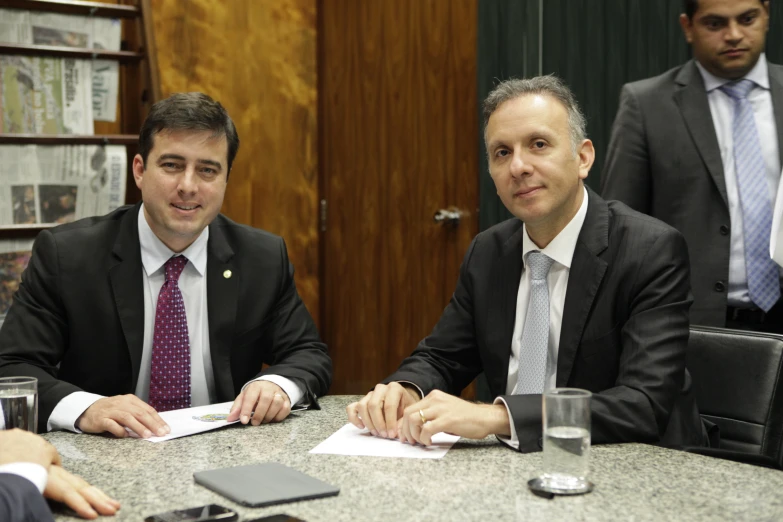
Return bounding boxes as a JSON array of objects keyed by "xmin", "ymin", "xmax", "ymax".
[
  {"xmin": 47, "ymin": 205, "xmax": 303, "ymax": 432},
  {"xmin": 495, "ymin": 186, "xmax": 589, "ymax": 447},
  {"xmin": 696, "ymin": 54, "xmax": 782, "ymax": 307}
]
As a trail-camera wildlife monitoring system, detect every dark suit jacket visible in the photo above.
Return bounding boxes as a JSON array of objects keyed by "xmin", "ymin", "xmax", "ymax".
[
  {"xmin": 385, "ymin": 188, "xmax": 704, "ymax": 452},
  {"xmin": 0, "ymin": 473, "xmax": 54, "ymax": 522},
  {"xmin": 601, "ymin": 59, "xmax": 783, "ymax": 326},
  {"xmin": 0, "ymin": 204, "xmax": 332, "ymax": 433}
]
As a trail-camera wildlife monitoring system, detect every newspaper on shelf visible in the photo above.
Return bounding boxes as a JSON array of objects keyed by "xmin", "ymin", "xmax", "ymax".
[
  {"xmin": 0, "ymin": 8, "xmax": 121, "ymax": 125},
  {"xmin": 0, "ymin": 55, "xmax": 93, "ymax": 133},
  {"xmin": 0, "ymin": 144, "xmax": 127, "ymax": 227},
  {"xmin": 0, "ymin": 238, "xmax": 34, "ymax": 319},
  {"xmin": 0, "ymin": 9, "xmax": 31, "ymax": 43}
]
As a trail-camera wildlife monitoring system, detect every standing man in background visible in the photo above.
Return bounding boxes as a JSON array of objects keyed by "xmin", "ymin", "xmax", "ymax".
[{"xmin": 602, "ymin": 0, "xmax": 783, "ymax": 331}]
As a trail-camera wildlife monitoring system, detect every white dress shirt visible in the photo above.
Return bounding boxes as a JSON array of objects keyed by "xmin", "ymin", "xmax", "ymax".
[
  {"xmin": 47, "ymin": 205, "xmax": 303, "ymax": 432},
  {"xmin": 495, "ymin": 186, "xmax": 589, "ymax": 447},
  {"xmin": 696, "ymin": 54, "xmax": 782, "ymax": 307},
  {"xmin": 0, "ymin": 463, "xmax": 48, "ymax": 493}
]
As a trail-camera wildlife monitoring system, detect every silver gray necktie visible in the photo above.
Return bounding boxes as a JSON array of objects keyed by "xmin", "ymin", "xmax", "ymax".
[{"xmin": 514, "ymin": 251, "xmax": 555, "ymax": 395}]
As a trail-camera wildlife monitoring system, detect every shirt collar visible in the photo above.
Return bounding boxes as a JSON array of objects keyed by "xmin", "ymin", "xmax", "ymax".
[
  {"xmin": 138, "ymin": 203, "xmax": 209, "ymax": 277},
  {"xmin": 522, "ymin": 186, "xmax": 588, "ymax": 270},
  {"xmin": 696, "ymin": 53, "xmax": 770, "ymax": 92}
]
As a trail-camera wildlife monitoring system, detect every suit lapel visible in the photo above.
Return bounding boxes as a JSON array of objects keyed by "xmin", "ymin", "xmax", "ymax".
[
  {"xmin": 557, "ymin": 189, "xmax": 609, "ymax": 387},
  {"xmin": 486, "ymin": 224, "xmax": 525, "ymax": 397},
  {"xmin": 673, "ymin": 60, "xmax": 729, "ymax": 208},
  {"xmin": 768, "ymin": 64, "xmax": 783, "ymax": 169},
  {"xmin": 109, "ymin": 204, "xmax": 145, "ymax": 388},
  {"xmin": 206, "ymin": 221, "xmax": 238, "ymax": 401}
]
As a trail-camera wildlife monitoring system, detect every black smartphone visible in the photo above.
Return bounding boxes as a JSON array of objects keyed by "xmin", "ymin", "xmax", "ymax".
[
  {"xmin": 245, "ymin": 514, "xmax": 305, "ymax": 522},
  {"xmin": 144, "ymin": 504, "xmax": 238, "ymax": 522}
]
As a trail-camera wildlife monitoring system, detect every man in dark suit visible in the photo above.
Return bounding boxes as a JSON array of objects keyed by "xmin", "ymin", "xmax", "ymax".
[
  {"xmin": 0, "ymin": 428, "xmax": 119, "ymax": 520},
  {"xmin": 602, "ymin": 0, "xmax": 783, "ymax": 332},
  {"xmin": 0, "ymin": 93, "xmax": 331, "ymax": 436},
  {"xmin": 346, "ymin": 76, "xmax": 704, "ymax": 452}
]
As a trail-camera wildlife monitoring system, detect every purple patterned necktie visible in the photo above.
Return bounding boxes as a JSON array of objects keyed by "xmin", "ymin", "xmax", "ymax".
[{"xmin": 149, "ymin": 255, "xmax": 191, "ymax": 412}]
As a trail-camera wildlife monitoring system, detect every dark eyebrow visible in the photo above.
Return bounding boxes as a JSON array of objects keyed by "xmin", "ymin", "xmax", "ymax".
[
  {"xmin": 197, "ymin": 159, "xmax": 223, "ymax": 171},
  {"xmin": 487, "ymin": 140, "xmax": 506, "ymax": 151},
  {"xmin": 157, "ymin": 154, "xmax": 223, "ymax": 171},
  {"xmin": 738, "ymin": 8, "xmax": 761, "ymax": 18},
  {"xmin": 157, "ymin": 153, "xmax": 186, "ymax": 162}
]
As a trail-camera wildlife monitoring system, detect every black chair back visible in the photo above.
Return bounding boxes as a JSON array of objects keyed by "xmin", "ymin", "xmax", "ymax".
[{"xmin": 688, "ymin": 326, "xmax": 783, "ymax": 464}]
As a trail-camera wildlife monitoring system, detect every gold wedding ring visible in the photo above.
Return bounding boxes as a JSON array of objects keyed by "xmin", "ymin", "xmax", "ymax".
[{"xmin": 419, "ymin": 409, "xmax": 427, "ymax": 425}]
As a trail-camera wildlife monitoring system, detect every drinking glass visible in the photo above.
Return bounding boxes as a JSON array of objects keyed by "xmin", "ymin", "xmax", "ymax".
[
  {"xmin": 0, "ymin": 377, "xmax": 38, "ymax": 433},
  {"xmin": 531, "ymin": 388, "xmax": 593, "ymax": 495}
]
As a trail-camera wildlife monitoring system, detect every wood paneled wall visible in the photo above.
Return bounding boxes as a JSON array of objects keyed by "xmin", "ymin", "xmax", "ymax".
[{"xmin": 149, "ymin": 0, "xmax": 320, "ymax": 320}]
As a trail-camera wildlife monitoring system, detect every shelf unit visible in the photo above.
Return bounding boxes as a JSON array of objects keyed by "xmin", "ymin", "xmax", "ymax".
[{"xmin": 0, "ymin": 0, "xmax": 160, "ymax": 235}]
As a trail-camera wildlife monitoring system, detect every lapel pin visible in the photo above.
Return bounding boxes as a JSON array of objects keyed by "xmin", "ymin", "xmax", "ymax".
[{"xmin": 223, "ymin": 270, "xmax": 232, "ymax": 279}]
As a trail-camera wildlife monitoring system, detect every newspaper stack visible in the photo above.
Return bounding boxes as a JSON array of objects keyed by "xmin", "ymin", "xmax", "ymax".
[
  {"xmin": 0, "ymin": 8, "xmax": 122, "ymax": 127},
  {"xmin": 0, "ymin": 144, "xmax": 127, "ymax": 227}
]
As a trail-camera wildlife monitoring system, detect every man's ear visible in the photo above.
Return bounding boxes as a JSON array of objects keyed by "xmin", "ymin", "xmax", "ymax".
[
  {"xmin": 577, "ymin": 139, "xmax": 595, "ymax": 181},
  {"xmin": 132, "ymin": 154, "xmax": 145, "ymax": 190},
  {"xmin": 679, "ymin": 13, "xmax": 694, "ymax": 44}
]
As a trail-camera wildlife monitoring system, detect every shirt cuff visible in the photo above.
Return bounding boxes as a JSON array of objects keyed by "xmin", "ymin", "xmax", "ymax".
[
  {"xmin": 0, "ymin": 463, "xmax": 48, "ymax": 493},
  {"xmin": 244, "ymin": 376, "xmax": 306, "ymax": 409},
  {"xmin": 396, "ymin": 381, "xmax": 424, "ymax": 400},
  {"xmin": 47, "ymin": 391, "xmax": 105, "ymax": 432},
  {"xmin": 493, "ymin": 396, "xmax": 519, "ymax": 450}
]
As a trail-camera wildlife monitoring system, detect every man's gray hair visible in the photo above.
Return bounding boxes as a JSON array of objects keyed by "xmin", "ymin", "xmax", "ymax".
[{"xmin": 482, "ymin": 75, "xmax": 587, "ymax": 156}]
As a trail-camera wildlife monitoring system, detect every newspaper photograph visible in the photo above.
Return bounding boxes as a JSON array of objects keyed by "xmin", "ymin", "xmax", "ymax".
[
  {"xmin": 0, "ymin": 239, "xmax": 34, "ymax": 319},
  {"xmin": 0, "ymin": 144, "xmax": 127, "ymax": 226},
  {"xmin": 0, "ymin": 55, "xmax": 93, "ymax": 134}
]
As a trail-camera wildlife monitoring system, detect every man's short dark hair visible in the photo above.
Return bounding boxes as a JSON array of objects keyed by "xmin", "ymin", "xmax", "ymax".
[
  {"xmin": 138, "ymin": 92, "xmax": 240, "ymax": 177},
  {"xmin": 684, "ymin": 0, "xmax": 766, "ymax": 19}
]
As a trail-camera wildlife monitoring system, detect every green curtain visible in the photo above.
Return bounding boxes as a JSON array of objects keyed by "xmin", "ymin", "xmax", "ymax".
[{"xmin": 477, "ymin": 0, "xmax": 540, "ymax": 232}]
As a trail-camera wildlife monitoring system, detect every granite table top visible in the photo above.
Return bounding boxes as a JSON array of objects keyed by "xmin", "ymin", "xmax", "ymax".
[{"xmin": 42, "ymin": 395, "xmax": 783, "ymax": 522}]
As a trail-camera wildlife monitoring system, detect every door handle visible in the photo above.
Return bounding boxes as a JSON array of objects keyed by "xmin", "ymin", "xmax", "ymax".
[{"xmin": 433, "ymin": 208, "xmax": 463, "ymax": 226}]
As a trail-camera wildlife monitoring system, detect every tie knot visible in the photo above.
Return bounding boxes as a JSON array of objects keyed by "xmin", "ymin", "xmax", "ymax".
[
  {"xmin": 525, "ymin": 251, "xmax": 554, "ymax": 280},
  {"xmin": 165, "ymin": 255, "xmax": 188, "ymax": 282},
  {"xmin": 719, "ymin": 79, "xmax": 756, "ymax": 100}
]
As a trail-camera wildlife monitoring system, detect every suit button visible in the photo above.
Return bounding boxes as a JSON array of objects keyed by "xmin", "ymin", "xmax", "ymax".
[
  {"xmin": 719, "ymin": 225, "xmax": 729, "ymax": 235},
  {"xmin": 714, "ymin": 281, "xmax": 726, "ymax": 292}
]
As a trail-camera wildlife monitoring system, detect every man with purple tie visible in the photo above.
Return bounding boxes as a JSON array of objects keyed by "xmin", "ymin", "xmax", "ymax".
[{"xmin": 0, "ymin": 93, "xmax": 332, "ymax": 437}]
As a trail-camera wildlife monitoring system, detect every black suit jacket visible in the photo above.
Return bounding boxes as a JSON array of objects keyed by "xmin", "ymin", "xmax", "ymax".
[
  {"xmin": 602, "ymin": 59, "xmax": 783, "ymax": 326},
  {"xmin": 0, "ymin": 204, "xmax": 332, "ymax": 433},
  {"xmin": 386, "ymin": 188, "xmax": 704, "ymax": 452},
  {"xmin": 0, "ymin": 473, "xmax": 53, "ymax": 522}
]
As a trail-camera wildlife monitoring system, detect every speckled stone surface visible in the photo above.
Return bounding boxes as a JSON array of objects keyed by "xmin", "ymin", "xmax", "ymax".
[{"xmin": 43, "ymin": 396, "xmax": 783, "ymax": 522}]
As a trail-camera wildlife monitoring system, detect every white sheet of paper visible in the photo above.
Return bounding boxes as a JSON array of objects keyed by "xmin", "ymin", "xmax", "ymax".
[
  {"xmin": 771, "ymin": 172, "xmax": 783, "ymax": 267},
  {"xmin": 309, "ymin": 423, "xmax": 460, "ymax": 459},
  {"xmin": 134, "ymin": 402, "xmax": 238, "ymax": 443}
]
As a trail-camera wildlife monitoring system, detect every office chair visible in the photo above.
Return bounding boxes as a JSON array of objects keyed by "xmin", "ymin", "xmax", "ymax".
[{"xmin": 685, "ymin": 326, "xmax": 783, "ymax": 469}]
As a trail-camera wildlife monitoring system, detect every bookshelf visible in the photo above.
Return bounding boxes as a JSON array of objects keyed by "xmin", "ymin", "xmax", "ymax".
[{"xmin": 0, "ymin": 0, "xmax": 160, "ymax": 235}]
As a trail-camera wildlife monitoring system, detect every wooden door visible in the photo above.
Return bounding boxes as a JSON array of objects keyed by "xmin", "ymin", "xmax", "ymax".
[{"xmin": 319, "ymin": 0, "xmax": 479, "ymax": 394}]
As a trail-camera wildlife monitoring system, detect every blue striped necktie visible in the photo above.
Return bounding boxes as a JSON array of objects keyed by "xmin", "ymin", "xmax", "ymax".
[{"xmin": 720, "ymin": 79, "xmax": 780, "ymax": 312}]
